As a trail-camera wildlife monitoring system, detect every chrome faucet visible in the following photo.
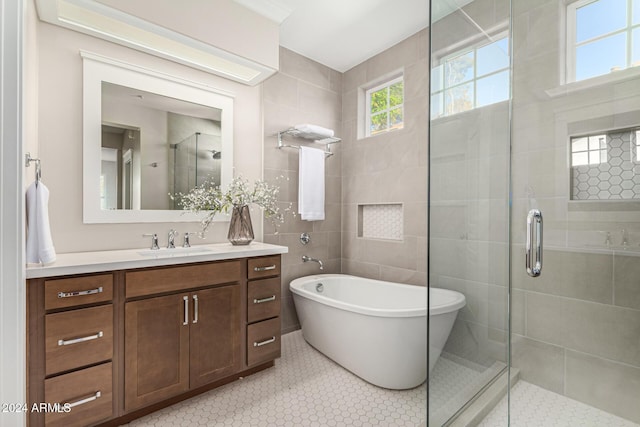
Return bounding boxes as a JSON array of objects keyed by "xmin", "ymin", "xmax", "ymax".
[
  {"xmin": 167, "ymin": 229, "xmax": 178, "ymax": 249},
  {"xmin": 302, "ymin": 255, "xmax": 323, "ymax": 270},
  {"xmin": 622, "ymin": 229, "xmax": 629, "ymax": 247},
  {"xmin": 142, "ymin": 233, "xmax": 160, "ymax": 250}
]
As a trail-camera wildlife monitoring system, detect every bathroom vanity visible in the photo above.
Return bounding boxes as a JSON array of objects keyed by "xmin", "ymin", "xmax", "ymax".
[{"xmin": 25, "ymin": 243, "xmax": 287, "ymax": 427}]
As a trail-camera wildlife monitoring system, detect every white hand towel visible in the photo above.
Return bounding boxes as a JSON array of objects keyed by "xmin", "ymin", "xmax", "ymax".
[
  {"xmin": 298, "ymin": 146, "xmax": 325, "ymax": 221},
  {"xmin": 26, "ymin": 181, "xmax": 56, "ymax": 265}
]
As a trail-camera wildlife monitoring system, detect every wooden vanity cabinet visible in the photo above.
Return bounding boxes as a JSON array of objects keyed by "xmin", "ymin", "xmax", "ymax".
[
  {"xmin": 246, "ymin": 255, "xmax": 282, "ymax": 367},
  {"xmin": 27, "ymin": 254, "xmax": 282, "ymax": 427},
  {"xmin": 124, "ymin": 282, "xmax": 241, "ymax": 411},
  {"xmin": 27, "ymin": 273, "xmax": 116, "ymax": 427}
]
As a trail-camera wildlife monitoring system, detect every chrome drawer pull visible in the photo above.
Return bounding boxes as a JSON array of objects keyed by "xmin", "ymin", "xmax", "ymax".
[
  {"xmin": 183, "ymin": 296, "xmax": 189, "ymax": 326},
  {"xmin": 57, "ymin": 331, "xmax": 103, "ymax": 346},
  {"xmin": 66, "ymin": 391, "xmax": 101, "ymax": 408},
  {"xmin": 58, "ymin": 287, "xmax": 103, "ymax": 299},
  {"xmin": 254, "ymin": 336, "xmax": 276, "ymax": 347},
  {"xmin": 193, "ymin": 295, "xmax": 199, "ymax": 324},
  {"xmin": 253, "ymin": 295, "xmax": 276, "ymax": 304},
  {"xmin": 254, "ymin": 265, "xmax": 276, "ymax": 272}
]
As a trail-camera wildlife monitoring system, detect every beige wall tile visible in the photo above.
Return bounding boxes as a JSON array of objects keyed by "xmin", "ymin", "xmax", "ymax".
[
  {"xmin": 614, "ymin": 254, "xmax": 640, "ymax": 310},
  {"xmin": 512, "ymin": 335, "xmax": 565, "ymax": 394},
  {"xmin": 566, "ymin": 350, "xmax": 640, "ymax": 423}
]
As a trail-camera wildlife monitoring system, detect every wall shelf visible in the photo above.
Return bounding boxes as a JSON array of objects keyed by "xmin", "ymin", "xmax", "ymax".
[{"xmin": 276, "ymin": 128, "xmax": 341, "ymax": 157}]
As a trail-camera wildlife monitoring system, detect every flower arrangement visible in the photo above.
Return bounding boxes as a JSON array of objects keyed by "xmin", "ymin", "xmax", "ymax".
[{"xmin": 173, "ymin": 176, "xmax": 288, "ymax": 236}]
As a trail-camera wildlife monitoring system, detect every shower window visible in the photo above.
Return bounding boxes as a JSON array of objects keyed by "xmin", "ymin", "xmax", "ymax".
[
  {"xmin": 365, "ymin": 75, "xmax": 404, "ymax": 136},
  {"xmin": 567, "ymin": 0, "xmax": 640, "ymax": 82},
  {"xmin": 431, "ymin": 35, "xmax": 509, "ymax": 119}
]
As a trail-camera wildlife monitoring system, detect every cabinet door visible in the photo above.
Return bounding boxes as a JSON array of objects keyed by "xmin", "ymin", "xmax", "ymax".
[
  {"xmin": 125, "ymin": 293, "xmax": 190, "ymax": 411},
  {"xmin": 189, "ymin": 284, "xmax": 241, "ymax": 388}
]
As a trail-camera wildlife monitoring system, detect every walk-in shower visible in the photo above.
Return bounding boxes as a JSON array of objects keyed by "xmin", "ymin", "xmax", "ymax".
[
  {"xmin": 429, "ymin": 0, "xmax": 640, "ymax": 425},
  {"xmin": 170, "ymin": 131, "xmax": 222, "ymax": 208}
]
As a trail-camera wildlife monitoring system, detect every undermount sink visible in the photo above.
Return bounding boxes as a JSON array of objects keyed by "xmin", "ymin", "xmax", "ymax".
[{"xmin": 138, "ymin": 247, "xmax": 213, "ymax": 257}]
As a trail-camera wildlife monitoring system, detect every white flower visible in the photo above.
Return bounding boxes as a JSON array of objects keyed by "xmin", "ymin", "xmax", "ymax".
[{"xmin": 172, "ymin": 176, "xmax": 290, "ymax": 233}]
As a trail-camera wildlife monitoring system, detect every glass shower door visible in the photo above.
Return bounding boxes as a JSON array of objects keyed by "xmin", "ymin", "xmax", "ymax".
[
  {"xmin": 509, "ymin": 0, "xmax": 640, "ymax": 424},
  {"xmin": 428, "ymin": 0, "xmax": 512, "ymax": 424}
]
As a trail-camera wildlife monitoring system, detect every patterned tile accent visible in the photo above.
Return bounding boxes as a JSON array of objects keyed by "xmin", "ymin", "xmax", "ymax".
[
  {"xmin": 479, "ymin": 380, "xmax": 640, "ymax": 427},
  {"xmin": 571, "ymin": 129, "xmax": 640, "ymax": 200},
  {"xmin": 361, "ymin": 204, "xmax": 403, "ymax": 240},
  {"xmin": 128, "ymin": 330, "xmax": 426, "ymax": 426}
]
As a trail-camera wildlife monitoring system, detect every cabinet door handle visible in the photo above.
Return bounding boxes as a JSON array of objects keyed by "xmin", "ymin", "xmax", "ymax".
[
  {"xmin": 183, "ymin": 296, "xmax": 189, "ymax": 326},
  {"xmin": 58, "ymin": 287, "xmax": 103, "ymax": 299},
  {"xmin": 192, "ymin": 295, "xmax": 199, "ymax": 324},
  {"xmin": 65, "ymin": 391, "xmax": 101, "ymax": 408},
  {"xmin": 254, "ymin": 265, "xmax": 276, "ymax": 272},
  {"xmin": 57, "ymin": 331, "xmax": 103, "ymax": 346},
  {"xmin": 253, "ymin": 295, "xmax": 276, "ymax": 304},
  {"xmin": 254, "ymin": 336, "xmax": 276, "ymax": 347}
]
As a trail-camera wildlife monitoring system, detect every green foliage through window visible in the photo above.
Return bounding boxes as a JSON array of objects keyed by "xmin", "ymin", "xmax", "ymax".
[{"xmin": 366, "ymin": 76, "xmax": 404, "ymax": 136}]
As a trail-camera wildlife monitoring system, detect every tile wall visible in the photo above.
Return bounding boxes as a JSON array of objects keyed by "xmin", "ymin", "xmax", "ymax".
[
  {"xmin": 341, "ymin": 29, "xmax": 429, "ymax": 286},
  {"xmin": 263, "ymin": 48, "xmax": 343, "ymax": 333}
]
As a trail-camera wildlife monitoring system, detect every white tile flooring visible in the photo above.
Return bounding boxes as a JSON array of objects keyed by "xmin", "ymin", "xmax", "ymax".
[
  {"xmin": 479, "ymin": 380, "xmax": 640, "ymax": 427},
  {"xmin": 125, "ymin": 329, "xmax": 640, "ymax": 427},
  {"xmin": 128, "ymin": 330, "xmax": 426, "ymax": 426}
]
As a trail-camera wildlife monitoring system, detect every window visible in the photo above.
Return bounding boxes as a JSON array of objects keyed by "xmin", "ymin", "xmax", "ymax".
[
  {"xmin": 365, "ymin": 76, "xmax": 404, "ymax": 137},
  {"xmin": 430, "ymin": 36, "xmax": 510, "ymax": 119},
  {"xmin": 571, "ymin": 134, "xmax": 607, "ymax": 166},
  {"xmin": 567, "ymin": 0, "xmax": 640, "ymax": 83}
]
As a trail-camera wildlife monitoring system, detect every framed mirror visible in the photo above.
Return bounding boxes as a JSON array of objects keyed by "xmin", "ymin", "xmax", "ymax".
[{"xmin": 82, "ymin": 51, "xmax": 234, "ymax": 223}]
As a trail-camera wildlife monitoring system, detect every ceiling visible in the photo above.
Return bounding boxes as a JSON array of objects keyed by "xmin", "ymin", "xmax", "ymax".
[{"xmin": 234, "ymin": 0, "xmax": 474, "ymax": 73}]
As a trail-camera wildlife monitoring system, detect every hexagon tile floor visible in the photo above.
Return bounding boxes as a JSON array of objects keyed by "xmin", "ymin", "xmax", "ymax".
[
  {"xmin": 478, "ymin": 380, "xmax": 640, "ymax": 427},
  {"xmin": 127, "ymin": 330, "xmax": 427, "ymax": 426}
]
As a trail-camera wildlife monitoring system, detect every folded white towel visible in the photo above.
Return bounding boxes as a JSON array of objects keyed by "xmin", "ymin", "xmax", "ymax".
[
  {"xmin": 298, "ymin": 146, "xmax": 325, "ymax": 221},
  {"xmin": 26, "ymin": 181, "xmax": 56, "ymax": 265},
  {"xmin": 294, "ymin": 124, "xmax": 334, "ymax": 140}
]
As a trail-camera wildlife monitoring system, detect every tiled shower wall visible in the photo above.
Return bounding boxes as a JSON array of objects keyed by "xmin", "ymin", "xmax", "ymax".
[
  {"xmin": 341, "ymin": 29, "xmax": 429, "ymax": 285},
  {"xmin": 263, "ymin": 48, "xmax": 342, "ymax": 334}
]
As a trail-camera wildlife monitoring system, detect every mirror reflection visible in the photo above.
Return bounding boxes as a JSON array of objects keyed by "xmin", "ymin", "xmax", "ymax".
[{"xmin": 100, "ymin": 82, "xmax": 222, "ymax": 211}]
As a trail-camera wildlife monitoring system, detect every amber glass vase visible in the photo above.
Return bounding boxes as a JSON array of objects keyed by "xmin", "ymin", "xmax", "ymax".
[{"xmin": 227, "ymin": 205, "xmax": 254, "ymax": 245}]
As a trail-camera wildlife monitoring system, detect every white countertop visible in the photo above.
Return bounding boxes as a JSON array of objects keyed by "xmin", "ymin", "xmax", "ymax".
[{"xmin": 26, "ymin": 242, "xmax": 289, "ymax": 279}]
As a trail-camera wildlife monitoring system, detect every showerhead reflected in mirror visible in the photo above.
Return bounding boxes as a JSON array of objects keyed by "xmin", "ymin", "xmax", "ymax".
[{"xmin": 101, "ymin": 82, "xmax": 222, "ymax": 211}]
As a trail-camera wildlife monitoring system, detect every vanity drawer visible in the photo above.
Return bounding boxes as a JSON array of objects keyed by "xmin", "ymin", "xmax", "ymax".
[
  {"xmin": 126, "ymin": 260, "xmax": 242, "ymax": 298},
  {"xmin": 44, "ymin": 362, "xmax": 113, "ymax": 427},
  {"xmin": 45, "ymin": 305, "xmax": 113, "ymax": 376},
  {"xmin": 247, "ymin": 317, "xmax": 281, "ymax": 367},
  {"xmin": 247, "ymin": 255, "xmax": 281, "ymax": 280},
  {"xmin": 44, "ymin": 274, "xmax": 113, "ymax": 310},
  {"xmin": 247, "ymin": 277, "xmax": 281, "ymax": 323}
]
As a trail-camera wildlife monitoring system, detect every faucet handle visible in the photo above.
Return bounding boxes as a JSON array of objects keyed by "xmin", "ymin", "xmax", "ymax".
[
  {"xmin": 183, "ymin": 232, "xmax": 197, "ymax": 248},
  {"xmin": 167, "ymin": 229, "xmax": 177, "ymax": 249},
  {"xmin": 142, "ymin": 233, "xmax": 160, "ymax": 250}
]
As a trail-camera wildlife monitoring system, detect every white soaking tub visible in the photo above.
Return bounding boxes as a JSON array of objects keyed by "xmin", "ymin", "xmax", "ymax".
[{"xmin": 289, "ymin": 274, "xmax": 465, "ymax": 389}]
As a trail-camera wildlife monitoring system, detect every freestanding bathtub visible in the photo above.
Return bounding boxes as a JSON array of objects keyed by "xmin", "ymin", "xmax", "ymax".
[{"xmin": 289, "ymin": 274, "xmax": 466, "ymax": 389}]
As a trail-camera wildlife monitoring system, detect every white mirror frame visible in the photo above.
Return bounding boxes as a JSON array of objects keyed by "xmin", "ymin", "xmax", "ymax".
[{"xmin": 82, "ymin": 51, "xmax": 234, "ymax": 223}]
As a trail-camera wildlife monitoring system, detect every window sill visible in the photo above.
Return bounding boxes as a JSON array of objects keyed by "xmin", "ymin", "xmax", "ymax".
[{"xmin": 546, "ymin": 66, "xmax": 640, "ymax": 98}]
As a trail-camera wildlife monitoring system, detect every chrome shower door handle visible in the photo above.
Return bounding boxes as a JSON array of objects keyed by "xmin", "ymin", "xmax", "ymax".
[{"xmin": 526, "ymin": 209, "xmax": 543, "ymax": 277}]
